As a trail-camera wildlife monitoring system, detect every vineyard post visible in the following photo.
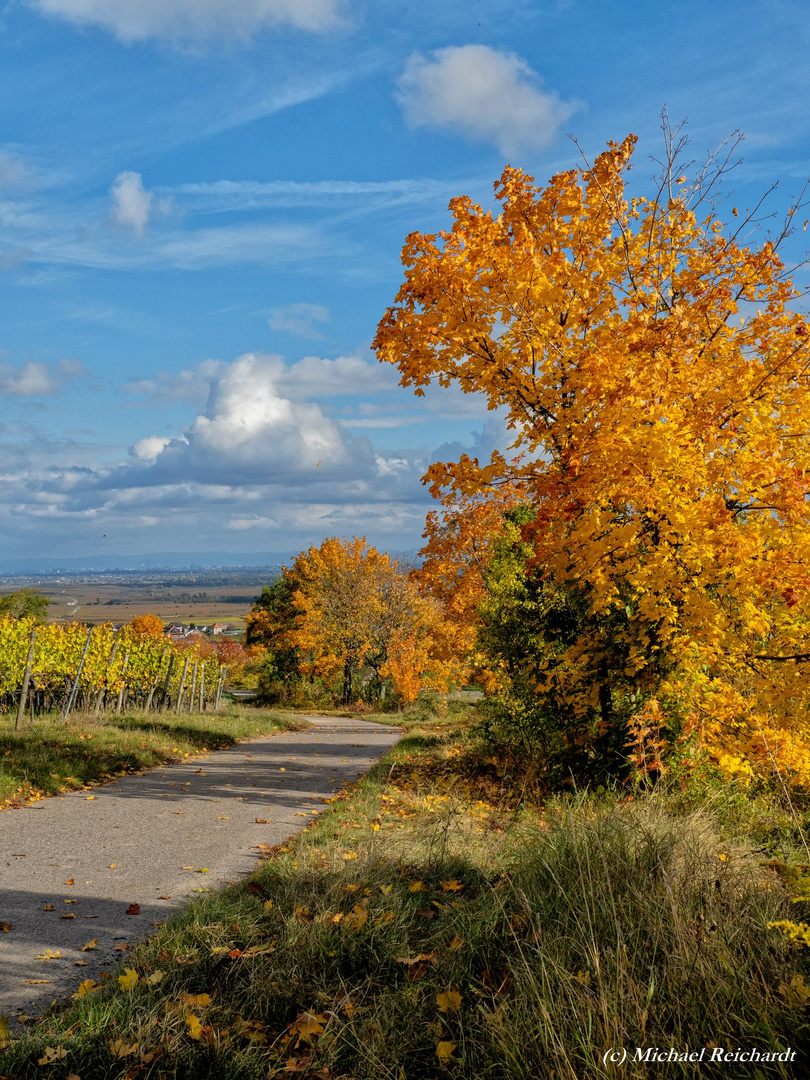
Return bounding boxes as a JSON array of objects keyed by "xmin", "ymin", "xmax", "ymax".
[
  {"xmin": 15, "ymin": 627, "xmax": 36, "ymax": 731},
  {"xmin": 175, "ymin": 655, "xmax": 190, "ymax": 713},
  {"xmin": 215, "ymin": 665, "xmax": 227, "ymax": 710},
  {"xmin": 116, "ymin": 652, "xmax": 130, "ymax": 715},
  {"xmin": 188, "ymin": 661, "xmax": 198, "ymax": 714},
  {"xmin": 145, "ymin": 651, "xmax": 168, "ymax": 712},
  {"xmin": 62, "ymin": 627, "xmax": 93, "ymax": 724},
  {"xmin": 95, "ymin": 637, "xmax": 118, "ymax": 715},
  {"xmin": 160, "ymin": 653, "xmax": 175, "ymax": 710},
  {"xmin": 199, "ymin": 662, "xmax": 205, "ymax": 712}
]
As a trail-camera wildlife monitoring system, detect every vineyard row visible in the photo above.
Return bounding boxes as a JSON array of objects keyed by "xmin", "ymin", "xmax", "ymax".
[{"xmin": 0, "ymin": 619, "xmax": 227, "ymax": 727}]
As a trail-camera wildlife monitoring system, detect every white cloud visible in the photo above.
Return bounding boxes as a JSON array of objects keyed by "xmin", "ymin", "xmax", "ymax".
[
  {"xmin": 109, "ymin": 171, "xmax": 153, "ymax": 236},
  {"xmin": 31, "ymin": 0, "xmax": 343, "ymax": 44},
  {"xmin": 268, "ymin": 303, "xmax": 329, "ymax": 338},
  {"xmin": 131, "ymin": 435, "xmax": 174, "ymax": 461},
  {"xmin": 396, "ymin": 45, "xmax": 578, "ymax": 157},
  {"xmin": 0, "ymin": 359, "xmax": 84, "ymax": 397},
  {"xmin": 124, "ymin": 352, "xmax": 368, "ymax": 486}
]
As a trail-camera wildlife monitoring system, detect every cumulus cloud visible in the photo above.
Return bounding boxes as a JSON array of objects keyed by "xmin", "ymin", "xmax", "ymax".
[
  {"xmin": 109, "ymin": 171, "xmax": 153, "ymax": 236},
  {"xmin": 122, "ymin": 352, "xmax": 371, "ymax": 487},
  {"xmin": 31, "ymin": 0, "xmax": 343, "ymax": 44},
  {"xmin": 123, "ymin": 352, "xmax": 398, "ymax": 409},
  {"xmin": 396, "ymin": 45, "xmax": 578, "ymax": 157},
  {"xmin": 268, "ymin": 303, "xmax": 329, "ymax": 338},
  {"xmin": 0, "ymin": 358, "xmax": 85, "ymax": 397}
]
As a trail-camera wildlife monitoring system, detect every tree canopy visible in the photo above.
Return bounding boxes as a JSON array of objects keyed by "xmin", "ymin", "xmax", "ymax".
[{"xmin": 375, "ymin": 131, "xmax": 810, "ymax": 782}]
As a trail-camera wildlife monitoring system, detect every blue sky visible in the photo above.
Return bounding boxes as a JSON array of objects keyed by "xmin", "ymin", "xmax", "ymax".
[{"xmin": 1, "ymin": 0, "xmax": 809, "ymax": 562}]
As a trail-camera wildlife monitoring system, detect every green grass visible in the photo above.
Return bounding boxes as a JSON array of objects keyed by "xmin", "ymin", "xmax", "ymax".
[
  {"xmin": 2, "ymin": 705, "xmax": 810, "ymax": 1078},
  {"xmin": 0, "ymin": 705, "xmax": 307, "ymax": 807}
]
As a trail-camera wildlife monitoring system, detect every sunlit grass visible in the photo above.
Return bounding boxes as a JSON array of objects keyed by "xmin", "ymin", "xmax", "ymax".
[{"xmin": 2, "ymin": 704, "xmax": 810, "ymax": 1078}]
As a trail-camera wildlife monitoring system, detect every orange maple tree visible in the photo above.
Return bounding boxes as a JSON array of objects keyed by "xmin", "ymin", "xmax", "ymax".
[
  {"xmin": 375, "ymin": 129, "xmax": 810, "ymax": 782},
  {"xmin": 129, "ymin": 613, "xmax": 164, "ymax": 637},
  {"xmin": 256, "ymin": 538, "xmax": 443, "ymax": 704}
]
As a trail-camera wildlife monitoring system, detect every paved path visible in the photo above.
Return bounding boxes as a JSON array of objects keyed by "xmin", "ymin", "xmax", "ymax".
[{"xmin": 0, "ymin": 716, "xmax": 400, "ymax": 1024}]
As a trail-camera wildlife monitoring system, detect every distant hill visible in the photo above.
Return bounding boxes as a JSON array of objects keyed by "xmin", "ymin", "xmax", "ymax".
[{"xmin": 0, "ymin": 552, "xmax": 295, "ymax": 573}]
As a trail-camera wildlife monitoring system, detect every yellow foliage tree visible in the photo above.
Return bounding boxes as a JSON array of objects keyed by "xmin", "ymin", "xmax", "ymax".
[
  {"xmin": 286, "ymin": 537, "xmax": 442, "ymax": 704},
  {"xmin": 375, "ymin": 128, "xmax": 810, "ymax": 782}
]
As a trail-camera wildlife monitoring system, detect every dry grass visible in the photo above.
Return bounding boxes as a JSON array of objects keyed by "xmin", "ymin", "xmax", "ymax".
[{"xmin": 2, "ymin": 706, "xmax": 809, "ymax": 1078}]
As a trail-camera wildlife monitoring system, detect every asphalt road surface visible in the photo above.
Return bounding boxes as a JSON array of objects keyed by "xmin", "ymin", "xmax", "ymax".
[{"xmin": 0, "ymin": 715, "xmax": 400, "ymax": 1025}]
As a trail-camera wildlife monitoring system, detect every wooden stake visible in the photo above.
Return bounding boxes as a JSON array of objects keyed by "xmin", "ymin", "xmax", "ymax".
[
  {"xmin": 175, "ymin": 655, "xmax": 190, "ymax": 713},
  {"xmin": 15, "ymin": 628, "xmax": 36, "ymax": 731},
  {"xmin": 62, "ymin": 627, "xmax": 93, "ymax": 724}
]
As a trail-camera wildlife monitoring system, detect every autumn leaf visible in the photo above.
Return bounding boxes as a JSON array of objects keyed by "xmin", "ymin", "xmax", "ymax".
[
  {"xmin": 343, "ymin": 903, "xmax": 368, "ymax": 931},
  {"xmin": 80, "ymin": 939, "xmax": 98, "ymax": 951},
  {"xmin": 110, "ymin": 1038, "xmax": 140, "ymax": 1058},
  {"xmin": 37, "ymin": 1046, "xmax": 68, "ymax": 1065},
  {"xmin": 59, "ymin": 913, "xmax": 76, "ymax": 920},
  {"xmin": 408, "ymin": 880, "xmax": 424, "ymax": 893},
  {"xmin": 72, "ymin": 980, "xmax": 99, "ymax": 999},
  {"xmin": 64, "ymin": 878, "xmax": 75, "ymax": 885},
  {"xmin": 26, "ymin": 979, "xmax": 52, "ymax": 984},
  {"xmin": 0, "ymin": 1016, "xmax": 13, "ymax": 1050},
  {"xmin": 126, "ymin": 903, "xmax": 140, "ymax": 915},
  {"xmin": 440, "ymin": 880, "xmax": 465, "ymax": 892},
  {"xmin": 179, "ymin": 992, "xmax": 211, "ymax": 1008},
  {"xmin": 436, "ymin": 988, "xmax": 462, "ymax": 1013},
  {"xmin": 186, "ymin": 1014, "xmax": 204, "ymax": 1040},
  {"xmin": 42, "ymin": 904, "xmax": 55, "ymax": 911},
  {"xmin": 36, "ymin": 949, "xmax": 62, "ymax": 960},
  {"xmin": 0, "ymin": 922, "xmax": 12, "ymax": 932},
  {"xmin": 145, "ymin": 970, "xmax": 165, "ymax": 986},
  {"xmin": 436, "ymin": 1040, "xmax": 457, "ymax": 1063},
  {"xmin": 118, "ymin": 968, "xmax": 139, "ymax": 991}
]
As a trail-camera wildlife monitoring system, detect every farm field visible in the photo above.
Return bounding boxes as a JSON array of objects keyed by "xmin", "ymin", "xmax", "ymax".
[{"xmin": 0, "ymin": 572, "xmax": 277, "ymax": 629}]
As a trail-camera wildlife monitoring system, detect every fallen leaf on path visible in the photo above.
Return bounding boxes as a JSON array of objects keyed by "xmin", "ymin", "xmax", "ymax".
[
  {"xmin": 86, "ymin": 794, "xmax": 95, "ymax": 799},
  {"xmin": 59, "ymin": 913, "xmax": 76, "ymax": 920},
  {"xmin": 126, "ymin": 903, "xmax": 141, "ymax": 915},
  {"xmin": 158, "ymin": 895, "xmax": 171, "ymax": 900},
  {"xmin": 181, "ymin": 865, "xmax": 194, "ymax": 870},
  {"xmin": 195, "ymin": 868, "xmax": 209, "ymax": 874},
  {"xmin": 80, "ymin": 939, "xmax": 97, "ymax": 951},
  {"xmin": 114, "ymin": 943, "xmax": 131, "ymax": 951},
  {"xmin": 27, "ymin": 979, "xmax": 52, "ymax": 984},
  {"xmin": 109, "ymin": 864, "xmax": 117, "ymax": 869},
  {"xmin": 36, "ymin": 949, "xmax": 62, "ymax": 960},
  {"xmin": 42, "ymin": 904, "xmax": 55, "ymax": 911},
  {"xmin": 82, "ymin": 915, "xmax": 98, "ymax": 919},
  {"xmin": 0, "ymin": 922, "xmax": 12, "ymax": 932},
  {"xmin": 72, "ymin": 961, "xmax": 89, "ymax": 967},
  {"xmin": 255, "ymin": 818, "xmax": 272, "ymax": 823},
  {"xmin": 172, "ymin": 811, "xmax": 185, "ymax": 815},
  {"xmin": 64, "ymin": 899, "xmax": 76, "ymax": 904},
  {"xmin": 64, "ymin": 878, "xmax": 75, "ymax": 885}
]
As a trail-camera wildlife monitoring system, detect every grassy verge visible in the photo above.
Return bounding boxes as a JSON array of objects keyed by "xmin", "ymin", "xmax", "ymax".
[
  {"xmin": 0, "ymin": 705, "xmax": 306, "ymax": 808},
  {"xmin": 2, "ymin": 705, "xmax": 810, "ymax": 1078}
]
